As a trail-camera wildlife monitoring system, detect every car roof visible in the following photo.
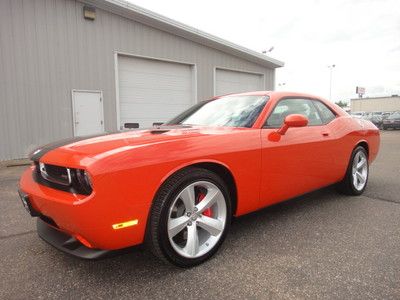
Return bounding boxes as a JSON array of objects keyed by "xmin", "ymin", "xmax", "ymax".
[
  {"xmin": 223, "ymin": 91, "xmax": 347, "ymax": 118},
  {"xmin": 214, "ymin": 90, "xmax": 327, "ymax": 99}
]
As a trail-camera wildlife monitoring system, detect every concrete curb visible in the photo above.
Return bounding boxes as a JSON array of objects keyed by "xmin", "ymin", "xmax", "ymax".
[{"xmin": 0, "ymin": 158, "xmax": 31, "ymax": 169}]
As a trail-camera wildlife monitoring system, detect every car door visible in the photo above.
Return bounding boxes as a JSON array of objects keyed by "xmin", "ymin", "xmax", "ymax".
[{"xmin": 259, "ymin": 98, "xmax": 337, "ymax": 207}]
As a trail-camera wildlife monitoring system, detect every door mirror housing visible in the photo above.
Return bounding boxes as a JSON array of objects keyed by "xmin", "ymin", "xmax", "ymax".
[{"xmin": 277, "ymin": 114, "xmax": 308, "ymax": 135}]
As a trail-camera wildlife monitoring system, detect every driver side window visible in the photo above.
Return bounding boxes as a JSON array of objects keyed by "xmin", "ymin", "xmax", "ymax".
[{"xmin": 265, "ymin": 98, "xmax": 323, "ymax": 127}]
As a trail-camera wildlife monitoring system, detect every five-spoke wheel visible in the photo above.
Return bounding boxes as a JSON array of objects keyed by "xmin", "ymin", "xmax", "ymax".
[
  {"xmin": 337, "ymin": 146, "xmax": 369, "ymax": 195},
  {"xmin": 351, "ymin": 150, "xmax": 368, "ymax": 191},
  {"xmin": 167, "ymin": 181, "xmax": 227, "ymax": 258},
  {"xmin": 147, "ymin": 167, "xmax": 231, "ymax": 267}
]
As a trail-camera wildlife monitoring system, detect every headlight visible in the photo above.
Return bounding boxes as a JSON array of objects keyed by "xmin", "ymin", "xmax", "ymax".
[
  {"xmin": 32, "ymin": 161, "xmax": 93, "ymax": 195},
  {"xmin": 73, "ymin": 169, "xmax": 93, "ymax": 195}
]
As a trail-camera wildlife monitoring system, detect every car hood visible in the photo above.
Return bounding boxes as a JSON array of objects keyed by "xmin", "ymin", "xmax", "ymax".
[{"xmin": 31, "ymin": 125, "xmax": 246, "ymax": 162}]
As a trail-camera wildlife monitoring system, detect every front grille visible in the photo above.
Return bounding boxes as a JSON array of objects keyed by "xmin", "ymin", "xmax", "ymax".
[{"xmin": 38, "ymin": 162, "xmax": 71, "ymax": 186}]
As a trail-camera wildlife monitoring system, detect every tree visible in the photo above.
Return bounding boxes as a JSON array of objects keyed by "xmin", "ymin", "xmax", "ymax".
[{"xmin": 335, "ymin": 100, "xmax": 348, "ymax": 108}]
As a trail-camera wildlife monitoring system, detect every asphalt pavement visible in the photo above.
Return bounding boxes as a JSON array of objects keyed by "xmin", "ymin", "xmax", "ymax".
[{"xmin": 1, "ymin": 131, "xmax": 399, "ymax": 299}]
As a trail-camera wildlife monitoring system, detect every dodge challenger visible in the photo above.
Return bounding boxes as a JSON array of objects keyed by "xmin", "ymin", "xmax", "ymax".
[{"xmin": 18, "ymin": 91, "xmax": 380, "ymax": 267}]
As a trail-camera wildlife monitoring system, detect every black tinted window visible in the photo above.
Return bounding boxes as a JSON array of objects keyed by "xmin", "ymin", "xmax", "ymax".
[
  {"xmin": 313, "ymin": 101, "xmax": 336, "ymax": 123},
  {"xmin": 265, "ymin": 98, "xmax": 323, "ymax": 127}
]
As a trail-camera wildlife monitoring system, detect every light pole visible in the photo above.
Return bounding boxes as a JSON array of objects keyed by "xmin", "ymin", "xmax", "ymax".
[
  {"xmin": 277, "ymin": 82, "xmax": 286, "ymax": 90},
  {"xmin": 328, "ymin": 64, "xmax": 336, "ymax": 101},
  {"xmin": 262, "ymin": 46, "xmax": 274, "ymax": 54}
]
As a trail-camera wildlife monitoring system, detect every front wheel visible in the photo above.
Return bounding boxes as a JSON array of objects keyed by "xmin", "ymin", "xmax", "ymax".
[
  {"xmin": 337, "ymin": 146, "xmax": 369, "ymax": 195},
  {"xmin": 146, "ymin": 167, "xmax": 231, "ymax": 267}
]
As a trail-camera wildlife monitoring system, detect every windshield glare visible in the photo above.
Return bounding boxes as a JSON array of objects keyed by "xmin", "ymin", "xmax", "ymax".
[{"xmin": 167, "ymin": 95, "xmax": 268, "ymax": 128}]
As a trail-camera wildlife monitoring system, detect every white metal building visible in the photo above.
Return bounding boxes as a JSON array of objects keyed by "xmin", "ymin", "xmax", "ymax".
[
  {"xmin": 0, "ymin": 0, "xmax": 283, "ymax": 161},
  {"xmin": 351, "ymin": 95, "xmax": 400, "ymax": 112}
]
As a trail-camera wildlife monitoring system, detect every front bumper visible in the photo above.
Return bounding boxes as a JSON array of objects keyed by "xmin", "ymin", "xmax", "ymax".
[
  {"xmin": 19, "ymin": 166, "xmax": 150, "ymax": 250},
  {"xmin": 37, "ymin": 218, "xmax": 110, "ymax": 259}
]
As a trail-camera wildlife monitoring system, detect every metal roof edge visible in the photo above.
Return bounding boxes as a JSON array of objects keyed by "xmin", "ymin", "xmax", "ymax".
[
  {"xmin": 351, "ymin": 96, "xmax": 400, "ymax": 101},
  {"xmin": 82, "ymin": 0, "xmax": 284, "ymax": 68}
]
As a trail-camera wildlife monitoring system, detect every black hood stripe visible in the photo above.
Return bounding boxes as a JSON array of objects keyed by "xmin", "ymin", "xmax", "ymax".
[
  {"xmin": 29, "ymin": 125, "xmax": 194, "ymax": 161},
  {"xmin": 29, "ymin": 132, "xmax": 114, "ymax": 161}
]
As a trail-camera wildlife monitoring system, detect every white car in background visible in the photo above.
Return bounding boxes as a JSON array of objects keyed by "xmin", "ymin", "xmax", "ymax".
[{"xmin": 350, "ymin": 112, "xmax": 366, "ymax": 119}]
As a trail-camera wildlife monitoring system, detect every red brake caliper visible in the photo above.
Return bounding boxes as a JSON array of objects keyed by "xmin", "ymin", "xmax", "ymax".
[{"xmin": 198, "ymin": 193, "xmax": 212, "ymax": 217}]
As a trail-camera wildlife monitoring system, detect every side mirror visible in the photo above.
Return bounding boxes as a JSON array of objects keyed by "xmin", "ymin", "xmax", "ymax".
[{"xmin": 277, "ymin": 114, "xmax": 308, "ymax": 135}]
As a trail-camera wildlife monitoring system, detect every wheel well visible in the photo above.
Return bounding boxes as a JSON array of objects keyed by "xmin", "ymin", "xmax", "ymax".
[
  {"xmin": 188, "ymin": 162, "xmax": 238, "ymax": 215},
  {"xmin": 356, "ymin": 141, "xmax": 369, "ymax": 157}
]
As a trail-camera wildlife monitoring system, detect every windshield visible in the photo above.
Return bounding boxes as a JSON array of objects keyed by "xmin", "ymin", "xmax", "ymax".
[{"xmin": 166, "ymin": 95, "xmax": 268, "ymax": 128}]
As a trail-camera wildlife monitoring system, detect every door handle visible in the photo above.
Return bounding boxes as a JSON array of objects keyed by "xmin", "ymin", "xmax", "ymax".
[{"xmin": 322, "ymin": 131, "xmax": 329, "ymax": 137}]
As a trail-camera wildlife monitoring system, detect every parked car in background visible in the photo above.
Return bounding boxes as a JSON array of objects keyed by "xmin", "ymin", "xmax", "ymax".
[
  {"xmin": 382, "ymin": 112, "xmax": 392, "ymax": 120},
  {"xmin": 350, "ymin": 112, "xmax": 366, "ymax": 119},
  {"xmin": 350, "ymin": 111, "xmax": 385, "ymax": 129},
  {"xmin": 366, "ymin": 112, "xmax": 383, "ymax": 129},
  {"xmin": 382, "ymin": 111, "xmax": 400, "ymax": 130}
]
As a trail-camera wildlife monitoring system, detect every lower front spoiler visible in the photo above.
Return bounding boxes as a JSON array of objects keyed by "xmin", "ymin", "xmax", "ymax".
[{"xmin": 37, "ymin": 218, "xmax": 110, "ymax": 260}]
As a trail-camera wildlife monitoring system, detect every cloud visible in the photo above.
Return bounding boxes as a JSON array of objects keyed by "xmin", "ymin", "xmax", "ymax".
[
  {"xmin": 128, "ymin": 0, "xmax": 400, "ymax": 101},
  {"xmin": 390, "ymin": 44, "xmax": 400, "ymax": 52}
]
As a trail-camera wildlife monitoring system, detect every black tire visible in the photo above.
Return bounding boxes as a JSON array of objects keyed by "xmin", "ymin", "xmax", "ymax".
[
  {"xmin": 382, "ymin": 126, "xmax": 387, "ymax": 130},
  {"xmin": 146, "ymin": 167, "xmax": 232, "ymax": 267},
  {"xmin": 336, "ymin": 146, "xmax": 369, "ymax": 195}
]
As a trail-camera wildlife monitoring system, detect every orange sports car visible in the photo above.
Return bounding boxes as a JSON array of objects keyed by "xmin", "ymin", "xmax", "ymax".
[{"xmin": 19, "ymin": 91, "xmax": 380, "ymax": 267}]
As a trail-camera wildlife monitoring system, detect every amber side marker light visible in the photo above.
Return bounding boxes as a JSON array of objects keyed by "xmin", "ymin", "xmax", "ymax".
[{"xmin": 112, "ymin": 219, "xmax": 139, "ymax": 230}]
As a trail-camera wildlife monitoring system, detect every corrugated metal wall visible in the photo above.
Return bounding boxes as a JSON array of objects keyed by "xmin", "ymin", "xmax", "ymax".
[{"xmin": 0, "ymin": 0, "xmax": 275, "ymax": 161}]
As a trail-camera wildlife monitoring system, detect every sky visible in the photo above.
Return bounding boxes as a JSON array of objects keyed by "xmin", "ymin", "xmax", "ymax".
[{"xmin": 128, "ymin": 0, "xmax": 400, "ymax": 103}]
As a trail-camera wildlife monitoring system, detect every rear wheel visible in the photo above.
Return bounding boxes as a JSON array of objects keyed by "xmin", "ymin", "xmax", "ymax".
[
  {"xmin": 146, "ymin": 167, "xmax": 231, "ymax": 267},
  {"xmin": 337, "ymin": 146, "xmax": 369, "ymax": 195}
]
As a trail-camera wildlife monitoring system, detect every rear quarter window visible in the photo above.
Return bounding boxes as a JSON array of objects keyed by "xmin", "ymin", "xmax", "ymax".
[{"xmin": 313, "ymin": 101, "xmax": 336, "ymax": 124}]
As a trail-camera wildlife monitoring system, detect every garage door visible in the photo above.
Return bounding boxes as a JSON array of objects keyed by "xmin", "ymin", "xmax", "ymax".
[
  {"xmin": 118, "ymin": 56, "xmax": 195, "ymax": 129},
  {"xmin": 215, "ymin": 68, "xmax": 264, "ymax": 96}
]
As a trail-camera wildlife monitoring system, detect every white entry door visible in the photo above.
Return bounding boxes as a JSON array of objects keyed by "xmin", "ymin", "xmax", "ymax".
[{"xmin": 72, "ymin": 90, "xmax": 104, "ymax": 136}]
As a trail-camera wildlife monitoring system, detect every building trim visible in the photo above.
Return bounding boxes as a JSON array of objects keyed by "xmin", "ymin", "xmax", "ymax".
[
  {"xmin": 114, "ymin": 52, "xmax": 121, "ymax": 130},
  {"xmin": 351, "ymin": 95, "xmax": 400, "ymax": 101},
  {"xmin": 82, "ymin": 0, "xmax": 284, "ymax": 69}
]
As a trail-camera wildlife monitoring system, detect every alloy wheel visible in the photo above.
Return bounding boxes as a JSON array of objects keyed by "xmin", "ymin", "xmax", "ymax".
[
  {"xmin": 167, "ymin": 181, "xmax": 227, "ymax": 258},
  {"xmin": 352, "ymin": 151, "xmax": 368, "ymax": 191}
]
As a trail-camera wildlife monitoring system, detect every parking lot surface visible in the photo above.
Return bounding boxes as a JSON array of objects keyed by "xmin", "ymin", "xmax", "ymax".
[{"xmin": 1, "ymin": 131, "xmax": 399, "ymax": 299}]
